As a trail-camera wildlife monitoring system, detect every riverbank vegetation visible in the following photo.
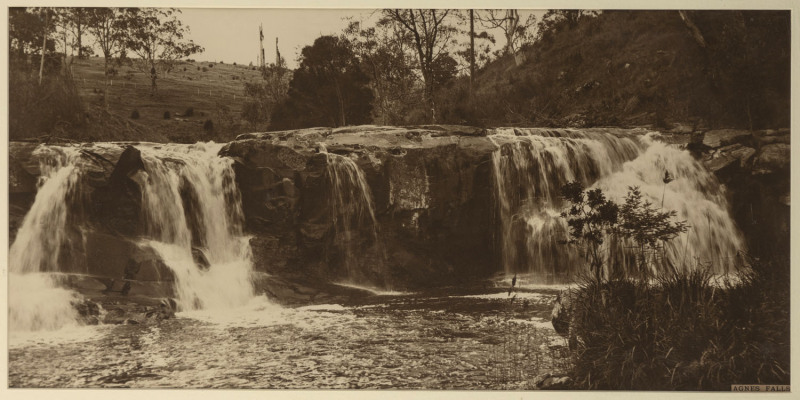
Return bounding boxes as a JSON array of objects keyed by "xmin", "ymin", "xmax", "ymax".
[{"xmin": 558, "ymin": 183, "xmax": 790, "ymax": 390}]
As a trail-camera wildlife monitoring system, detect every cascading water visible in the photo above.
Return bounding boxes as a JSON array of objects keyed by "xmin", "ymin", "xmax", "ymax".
[
  {"xmin": 321, "ymin": 148, "xmax": 384, "ymax": 284},
  {"xmin": 9, "ymin": 145, "xmax": 87, "ymax": 331},
  {"xmin": 134, "ymin": 142, "xmax": 255, "ymax": 311},
  {"xmin": 490, "ymin": 128, "xmax": 744, "ymax": 281}
]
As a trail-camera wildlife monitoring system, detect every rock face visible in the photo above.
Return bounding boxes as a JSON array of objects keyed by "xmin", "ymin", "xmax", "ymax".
[
  {"xmin": 220, "ymin": 126, "xmax": 499, "ymax": 288},
  {"xmin": 8, "ymin": 125, "xmax": 790, "ymax": 297},
  {"xmin": 694, "ymin": 129, "xmax": 791, "ymax": 259},
  {"xmin": 8, "ymin": 141, "xmax": 172, "ymax": 298}
]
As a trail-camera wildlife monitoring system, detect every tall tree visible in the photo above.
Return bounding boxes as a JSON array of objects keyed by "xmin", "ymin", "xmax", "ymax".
[
  {"xmin": 380, "ymin": 9, "xmax": 460, "ymax": 122},
  {"xmin": 86, "ymin": 7, "xmax": 130, "ymax": 106},
  {"xmin": 271, "ymin": 35, "xmax": 372, "ymax": 129},
  {"xmin": 344, "ymin": 20, "xmax": 420, "ymax": 125},
  {"xmin": 125, "ymin": 8, "xmax": 203, "ymax": 96},
  {"xmin": 477, "ymin": 9, "xmax": 537, "ymax": 66}
]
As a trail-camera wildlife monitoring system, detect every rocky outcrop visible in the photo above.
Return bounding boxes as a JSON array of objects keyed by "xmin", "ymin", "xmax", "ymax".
[
  {"xmin": 221, "ymin": 126, "xmax": 499, "ymax": 288},
  {"xmin": 692, "ymin": 128, "xmax": 790, "ymax": 259},
  {"xmin": 9, "ymin": 125, "xmax": 790, "ymax": 298}
]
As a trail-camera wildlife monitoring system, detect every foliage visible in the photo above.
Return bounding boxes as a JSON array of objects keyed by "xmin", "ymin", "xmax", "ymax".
[
  {"xmin": 130, "ymin": 109, "xmax": 139, "ymax": 119},
  {"xmin": 9, "ymin": 69, "xmax": 86, "ymax": 140},
  {"xmin": 203, "ymin": 119, "xmax": 214, "ymax": 133},
  {"xmin": 618, "ymin": 187, "xmax": 687, "ymax": 275},
  {"xmin": 567, "ymin": 258, "xmax": 789, "ymax": 390},
  {"xmin": 437, "ymin": 10, "xmax": 789, "ymax": 129},
  {"xmin": 124, "ymin": 8, "xmax": 204, "ymax": 95},
  {"xmin": 379, "ymin": 9, "xmax": 461, "ymax": 122},
  {"xmin": 560, "ymin": 182, "xmax": 619, "ymax": 281},
  {"xmin": 163, "ymin": 111, "xmax": 171, "ymax": 119},
  {"xmin": 343, "ymin": 20, "xmax": 423, "ymax": 125},
  {"xmin": 476, "ymin": 10, "xmax": 538, "ymax": 66},
  {"xmin": 241, "ymin": 64, "xmax": 290, "ymax": 130},
  {"xmin": 560, "ymin": 182, "xmax": 688, "ymax": 280},
  {"xmin": 270, "ymin": 35, "xmax": 373, "ymax": 129}
]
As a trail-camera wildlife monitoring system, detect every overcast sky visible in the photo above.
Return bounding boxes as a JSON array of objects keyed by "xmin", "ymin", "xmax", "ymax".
[
  {"xmin": 177, "ymin": 9, "xmax": 544, "ymax": 69},
  {"xmin": 179, "ymin": 8, "xmax": 379, "ymax": 68}
]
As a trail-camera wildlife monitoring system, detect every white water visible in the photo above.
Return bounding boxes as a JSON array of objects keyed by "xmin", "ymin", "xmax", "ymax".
[
  {"xmin": 135, "ymin": 142, "xmax": 255, "ymax": 311},
  {"xmin": 9, "ymin": 145, "xmax": 86, "ymax": 331},
  {"xmin": 322, "ymin": 150, "xmax": 384, "ymax": 283},
  {"xmin": 593, "ymin": 133, "xmax": 745, "ymax": 274},
  {"xmin": 490, "ymin": 128, "xmax": 744, "ymax": 280}
]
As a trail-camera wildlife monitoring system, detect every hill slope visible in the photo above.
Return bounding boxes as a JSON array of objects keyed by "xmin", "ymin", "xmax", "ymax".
[{"xmin": 456, "ymin": 10, "xmax": 790, "ymax": 130}]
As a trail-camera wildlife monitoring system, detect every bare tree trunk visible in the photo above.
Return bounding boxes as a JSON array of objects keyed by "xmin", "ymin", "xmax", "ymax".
[
  {"xmin": 39, "ymin": 11, "xmax": 48, "ymax": 86},
  {"xmin": 469, "ymin": 9, "xmax": 475, "ymax": 100},
  {"xmin": 678, "ymin": 11, "xmax": 707, "ymax": 48}
]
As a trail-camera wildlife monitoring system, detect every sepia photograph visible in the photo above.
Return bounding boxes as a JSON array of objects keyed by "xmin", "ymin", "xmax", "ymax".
[{"xmin": 3, "ymin": 1, "xmax": 794, "ymax": 395}]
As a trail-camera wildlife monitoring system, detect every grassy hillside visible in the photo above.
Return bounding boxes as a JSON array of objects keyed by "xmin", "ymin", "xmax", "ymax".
[
  {"xmin": 10, "ymin": 56, "xmax": 265, "ymax": 143},
  {"xmin": 72, "ymin": 57, "xmax": 264, "ymax": 142},
  {"xmin": 450, "ymin": 10, "xmax": 790, "ymax": 130}
]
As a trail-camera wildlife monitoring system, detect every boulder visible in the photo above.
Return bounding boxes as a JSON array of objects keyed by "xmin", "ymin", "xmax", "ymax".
[
  {"xmin": 701, "ymin": 129, "xmax": 751, "ymax": 148},
  {"xmin": 703, "ymin": 143, "xmax": 756, "ymax": 173},
  {"xmin": 535, "ymin": 374, "xmax": 573, "ymax": 390},
  {"xmin": 753, "ymin": 143, "xmax": 790, "ymax": 175}
]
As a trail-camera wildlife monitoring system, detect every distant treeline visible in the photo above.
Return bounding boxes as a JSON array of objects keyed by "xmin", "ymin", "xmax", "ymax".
[{"xmin": 254, "ymin": 10, "xmax": 790, "ymax": 131}]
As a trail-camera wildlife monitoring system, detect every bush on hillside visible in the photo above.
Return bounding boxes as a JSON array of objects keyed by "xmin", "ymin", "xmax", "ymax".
[
  {"xmin": 163, "ymin": 111, "xmax": 171, "ymax": 119},
  {"xmin": 130, "ymin": 109, "xmax": 140, "ymax": 119},
  {"xmin": 9, "ymin": 71, "xmax": 86, "ymax": 139}
]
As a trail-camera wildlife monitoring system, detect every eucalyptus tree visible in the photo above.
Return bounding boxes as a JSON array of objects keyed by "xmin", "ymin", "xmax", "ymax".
[{"xmin": 124, "ymin": 8, "xmax": 203, "ymax": 96}]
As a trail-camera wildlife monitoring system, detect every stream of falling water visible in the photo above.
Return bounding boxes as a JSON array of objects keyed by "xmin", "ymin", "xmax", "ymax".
[
  {"xmin": 9, "ymin": 146, "xmax": 86, "ymax": 331},
  {"xmin": 490, "ymin": 128, "xmax": 744, "ymax": 281},
  {"xmin": 321, "ymin": 148, "xmax": 384, "ymax": 284},
  {"xmin": 135, "ymin": 142, "xmax": 255, "ymax": 311}
]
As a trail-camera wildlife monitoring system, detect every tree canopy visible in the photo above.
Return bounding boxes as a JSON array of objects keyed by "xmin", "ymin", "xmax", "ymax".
[{"xmin": 271, "ymin": 35, "xmax": 373, "ymax": 130}]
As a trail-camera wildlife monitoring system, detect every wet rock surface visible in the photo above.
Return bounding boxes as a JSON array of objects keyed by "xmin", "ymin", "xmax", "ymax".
[
  {"xmin": 8, "ymin": 125, "xmax": 789, "ymax": 302},
  {"xmin": 220, "ymin": 126, "xmax": 499, "ymax": 289}
]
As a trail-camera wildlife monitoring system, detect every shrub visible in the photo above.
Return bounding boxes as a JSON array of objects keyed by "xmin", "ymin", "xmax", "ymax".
[
  {"xmin": 202, "ymin": 67, "xmax": 208, "ymax": 72},
  {"xmin": 163, "ymin": 111, "xmax": 171, "ymax": 119},
  {"xmin": 9, "ymin": 71, "xmax": 86, "ymax": 140},
  {"xmin": 203, "ymin": 119, "xmax": 214, "ymax": 132},
  {"xmin": 130, "ymin": 109, "xmax": 140, "ymax": 119},
  {"xmin": 197, "ymin": 66, "xmax": 201, "ymax": 71},
  {"xmin": 184, "ymin": 107, "xmax": 194, "ymax": 117},
  {"xmin": 566, "ymin": 262, "xmax": 790, "ymax": 390},
  {"xmin": 208, "ymin": 64, "xmax": 214, "ymax": 68}
]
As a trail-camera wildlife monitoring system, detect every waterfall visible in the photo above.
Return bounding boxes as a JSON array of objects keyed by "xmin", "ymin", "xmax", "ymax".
[
  {"xmin": 490, "ymin": 128, "xmax": 744, "ymax": 281},
  {"xmin": 135, "ymin": 142, "xmax": 254, "ymax": 311},
  {"xmin": 9, "ymin": 145, "xmax": 86, "ymax": 331},
  {"xmin": 322, "ymin": 149, "xmax": 383, "ymax": 283}
]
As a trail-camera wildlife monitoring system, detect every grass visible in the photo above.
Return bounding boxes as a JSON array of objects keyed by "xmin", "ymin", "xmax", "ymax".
[
  {"xmin": 17, "ymin": 57, "xmax": 266, "ymax": 143},
  {"xmin": 565, "ymin": 258, "xmax": 790, "ymax": 390}
]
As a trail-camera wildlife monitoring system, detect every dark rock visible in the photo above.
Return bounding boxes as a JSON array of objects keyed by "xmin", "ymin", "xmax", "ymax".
[
  {"xmin": 109, "ymin": 146, "xmax": 146, "ymax": 185},
  {"xmin": 702, "ymin": 129, "xmax": 751, "ymax": 148},
  {"xmin": 535, "ymin": 373, "xmax": 573, "ymax": 389},
  {"xmin": 192, "ymin": 248, "xmax": 210, "ymax": 270},
  {"xmin": 753, "ymin": 143, "xmax": 790, "ymax": 175},
  {"xmin": 703, "ymin": 143, "xmax": 756, "ymax": 173}
]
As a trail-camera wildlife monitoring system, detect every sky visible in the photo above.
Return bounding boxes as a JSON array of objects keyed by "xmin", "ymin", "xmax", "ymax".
[
  {"xmin": 177, "ymin": 8, "xmax": 543, "ymax": 69},
  {"xmin": 178, "ymin": 8, "xmax": 380, "ymax": 69}
]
